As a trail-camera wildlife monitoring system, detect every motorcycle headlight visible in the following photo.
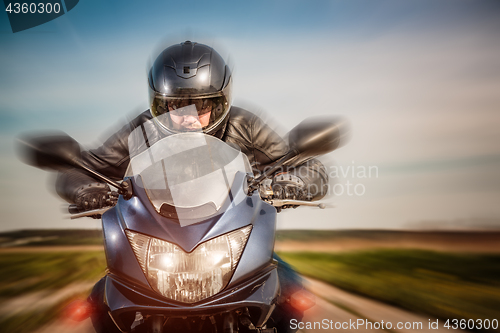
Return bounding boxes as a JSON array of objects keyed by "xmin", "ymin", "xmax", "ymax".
[{"xmin": 125, "ymin": 225, "xmax": 252, "ymax": 303}]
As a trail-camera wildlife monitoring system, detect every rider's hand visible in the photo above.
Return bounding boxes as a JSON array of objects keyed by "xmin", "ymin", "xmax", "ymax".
[
  {"xmin": 75, "ymin": 183, "xmax": 118, "ymax": 212},
  {"xmin": 272, "ymin": 172, "xmax": 308, "ymax": 200},
  {"xmin": 272, "ymin": 184, "xmax": 307, "ymax": 201},
  {"xmin": 271, "ymin": 172, "xmax": 309, "ymax": 211}
]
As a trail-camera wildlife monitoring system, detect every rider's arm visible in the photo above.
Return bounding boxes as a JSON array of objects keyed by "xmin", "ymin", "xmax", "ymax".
[
  {"xmin": 55, "ymin": 111, "xmax": 152, "ymax": 205},
  {"xmin": 225, "ymin": 108, "xmax": 329, "ymax": 201}
]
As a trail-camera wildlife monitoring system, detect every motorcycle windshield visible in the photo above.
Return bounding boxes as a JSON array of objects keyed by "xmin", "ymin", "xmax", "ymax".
[{"xmin": 125, "ymin": 130, "xmax": 252, "ymax": 226}]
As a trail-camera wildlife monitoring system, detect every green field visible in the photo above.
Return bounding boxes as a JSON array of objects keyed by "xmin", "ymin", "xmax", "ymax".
[
  {"xmin": 0, "ymin": 250, "xmax": 106, "ymax": 333},
  {"xmin": 0, "ymin": 250, "xmax": 106, "ymax": 297},
  {"xmin": 0, "ymin": 229, "xmax": 103, "ymax": 247},
  {"xmin": 278, "ymin": 250, "xmax": 500, "ymax": 323}
]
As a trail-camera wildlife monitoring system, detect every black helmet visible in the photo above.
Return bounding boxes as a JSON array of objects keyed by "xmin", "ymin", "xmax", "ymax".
[{"xmin": 148, "ymin": 41, "xmax": 232, "ymax": 135}]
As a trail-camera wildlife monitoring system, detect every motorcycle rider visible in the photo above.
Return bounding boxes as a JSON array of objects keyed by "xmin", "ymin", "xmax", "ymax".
[{"xmin": 56, "ymin": 41, "xmax": 329, "ymax": 333}]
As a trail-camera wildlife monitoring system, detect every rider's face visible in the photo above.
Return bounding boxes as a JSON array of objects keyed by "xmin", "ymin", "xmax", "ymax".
[{"xmin": 168, "ymin": 100, "xmax": 212, "ymax": 131}]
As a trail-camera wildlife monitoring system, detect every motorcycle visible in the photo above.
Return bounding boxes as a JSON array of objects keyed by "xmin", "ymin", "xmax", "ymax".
[{"xmin": 18, "ymin": 117, "xmax": 345, "ymax": 333}]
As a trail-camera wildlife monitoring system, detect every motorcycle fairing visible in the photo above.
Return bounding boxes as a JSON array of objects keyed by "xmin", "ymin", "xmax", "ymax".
[
  {"xmin": 120, "ymin": 172, "xmax": 255, "ymax": 252},
  {"xmin": 104, "ymin": 265, "xmax": 280, "ymax": 332},
  {"xmin": 100, "ymin": 131, "xmax": 282, "ymax": 331},
  {"xmin": 102, "ymin": 170, "xmax": 277, "ymax": 296}
]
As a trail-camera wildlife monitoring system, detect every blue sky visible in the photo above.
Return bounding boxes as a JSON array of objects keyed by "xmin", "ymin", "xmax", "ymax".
[{"xmin": 1, "ymin": 0, "xmax": 500, "ymax": 231}]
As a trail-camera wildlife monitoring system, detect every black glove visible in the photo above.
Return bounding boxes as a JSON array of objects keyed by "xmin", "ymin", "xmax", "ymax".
[
  {"xmin": 271, "ymin": 172, "xmax": 310, "ymax": 212},
  {"xmin": 272, "ymin": 184, "xmax": 307, "ymax": 201},
  {"xmin": 74, "ymin": 182, "xmax": 118, "ymax": 212},
  {"xmin": 272, "ymin": 172, "xmax": 308, "ymax": 201}
]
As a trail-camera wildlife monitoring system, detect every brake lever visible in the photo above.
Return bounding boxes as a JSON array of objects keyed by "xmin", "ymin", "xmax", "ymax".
[
  {"xmin": 267, "ymin": 199, "xmax": 334, "ymax": 209},
  {"xmin": 69, "ymin": 206, "xmax": 114, "ymax": 219}
]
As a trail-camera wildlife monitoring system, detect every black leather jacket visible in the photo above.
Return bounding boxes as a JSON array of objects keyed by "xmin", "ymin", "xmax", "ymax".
[{"xmin": 56, "ymin": 107, "xmax": 328, "ymax": 204}]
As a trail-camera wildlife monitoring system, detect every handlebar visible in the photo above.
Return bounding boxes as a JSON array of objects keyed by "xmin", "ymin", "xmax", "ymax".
[{"xmin": 266, "ymin": 199, "xmax": 333, "ymax": 209}]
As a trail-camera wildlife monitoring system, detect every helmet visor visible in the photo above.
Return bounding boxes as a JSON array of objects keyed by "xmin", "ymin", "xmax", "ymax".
[{"xmin": 150, "ymin": 90, "xmax": 231, "ymax": 133}]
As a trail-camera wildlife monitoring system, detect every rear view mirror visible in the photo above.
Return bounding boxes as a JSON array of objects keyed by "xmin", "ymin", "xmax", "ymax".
[
  {"xmin": 17, "ymin": 132, "xmax": 133, "ymax": 199},
  {"xmin": 248, "ymin": 116, "xmax": 349, "ymax": 190},
  {"xmin": 288, "ymin": 117, "xmax": 349, "ymax": 159},
  {"xmin": 17, "ymin": 132, "xmax": 82, "ymax": 171}
]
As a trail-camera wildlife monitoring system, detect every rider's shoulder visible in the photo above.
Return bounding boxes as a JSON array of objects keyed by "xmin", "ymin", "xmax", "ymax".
[
  {"xmin": 121, "ymin": 110, "xmax": 153, "ymax": 132},
  {"xmin": 227, "ymin": 106, "xmax": 262, "ymax": 125},
  {"xmin": 134, "ymin": 110, "xmax": 153, "ymax": 124}
]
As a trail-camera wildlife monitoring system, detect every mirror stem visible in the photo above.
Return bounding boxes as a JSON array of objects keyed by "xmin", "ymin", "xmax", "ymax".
[{"xmin": 74, "ymin": 161, "xmax": 125, "ymax": 191}]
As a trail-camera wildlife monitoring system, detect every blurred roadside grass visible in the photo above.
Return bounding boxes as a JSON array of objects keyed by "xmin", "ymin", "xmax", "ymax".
[
  {"xmin": 0, "ymin": 229, "xmax": 103, "ymax": 247},
  {"xmin": 0, "ymin": 290, "xmax": 92, "ymax": 333},
  {"xmin": 278, "ymin": 250, "xmax": 500, "ymax": 323},
  {"xmin": 0, "ymin": 250, "xmax": 106, "ymax": 297},
  {"xmin": 0, "ymin": 250, "xmax": 105, "ymax": 333}
]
